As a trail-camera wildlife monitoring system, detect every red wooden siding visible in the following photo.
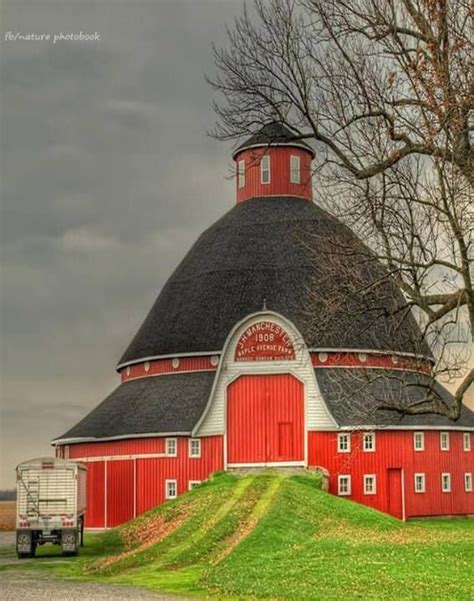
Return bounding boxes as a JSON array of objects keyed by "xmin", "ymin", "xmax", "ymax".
[
  {"xmin": 227, "ymin": 374, "xmax": 304, "ymax": 464},
  {"xmin": 235, "ymin": 147, "xmax": 312, "ymax": 203},
  {"xmin": 71, "ymin": 436, "xmax": 223, "ymax": 527},
  {"xmin": 106, "ymin": 460, "xmax": 134, "ymax": 527},
  {"xmin": 84, "ymin": 461, "xmax": 105, "ymax": 528},
  {"xmin": 69, "ymin": 437, "xmax": 166, "ymax": 458},
  {"xmin": 310, "ymin": 351, "xmax": 432, "ymax": 373},
  {"xmin": 120, "ymin": 355, "xmax": 218, "ymax": 382},
  {"xmin": 309, "ymin": 431, "xmax": 474, "ymax": 518}
]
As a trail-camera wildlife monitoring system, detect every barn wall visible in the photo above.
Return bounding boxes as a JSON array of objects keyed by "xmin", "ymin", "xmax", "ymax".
[
  {"xmin": 72, "ymin": 435, "xmax": 223, "ymax": 528},
  {"xmin": 309, "ymin": 431, "xmax": 474, "ymax": 518},
  {"xmin": 197, "ymin": 311, "xmax": 336, "ymax": 439},
  {"xmin": 235, "ymin": 146, "xmax": 313, "ymax": 203}
]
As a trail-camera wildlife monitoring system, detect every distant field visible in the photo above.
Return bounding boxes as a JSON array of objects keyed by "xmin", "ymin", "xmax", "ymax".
[{"xmin": 0, "ymin": 501, "xmax": 16, "ymax": 531}]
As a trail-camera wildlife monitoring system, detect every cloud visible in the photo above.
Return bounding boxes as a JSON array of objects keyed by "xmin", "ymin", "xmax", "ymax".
[{"xmin": 58, "ymin": 228, "xmax": 119, "ymax": 252}]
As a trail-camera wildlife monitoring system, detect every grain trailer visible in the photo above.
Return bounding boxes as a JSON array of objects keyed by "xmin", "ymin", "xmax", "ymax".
[{"xmin": 16, "ymin": 457, "xmax": 86, "ymax": 558}]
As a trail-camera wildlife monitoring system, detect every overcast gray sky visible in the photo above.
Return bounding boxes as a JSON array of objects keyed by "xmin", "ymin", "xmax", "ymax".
[
  {"xmin": 1, "ymin": 1, "xmax": 472, "ymax": 490},
  {"xmin": 1, "ymin": 0, "xmax": 241, "ymax": 488}
]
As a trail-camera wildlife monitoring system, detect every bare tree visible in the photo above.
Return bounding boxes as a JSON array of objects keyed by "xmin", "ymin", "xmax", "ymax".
[{"xmin": 208, "ymin": 0, "xmax": 473, "ymax": 417}]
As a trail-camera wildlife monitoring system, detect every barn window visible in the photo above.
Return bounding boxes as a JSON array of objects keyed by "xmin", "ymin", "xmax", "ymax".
[
  {"xmin": 441, "ymin": 473, "xmax": 451, "ymax": 493},
  {"xmin": 165, "ymin": 438, "xmax": 177, "ymax": 457},
  {"xmin": 261, "ymin": 155, "xmax": 270, "ymax": 184},
  {"xmin": 338, "ymin": 475, "xmax": 351, "ymax": 496},
  {"xmin": 165, "ymin": 479, "xmax": 177, "ymax": 499},
  {"xmin": 463, "ymin": 433, "xmax": 471, "ymax": 451},
  {"xmin": 414, "ymin": 473, "xmax": 425, "ymax": 493},
  {"xmin": 188, "ymin": 480, "xmax": 201, "ymax": 491},
  {"xmin": 238, "ymin": 159, "xmax": 245, "ymax": 188},
  {"xmin": 290, "ymin": 155, "xmax": 300, "ymax": 183},
  {"xmin": 337, "ymin": 433, "xmax": 351, "ymax": 453},
  {"xmin": 363, "ymin": 475, "xmax": 376, "ymax": 495},
  {"xmin": 363, "ymin": 432, "xmax": 376, "ymax": 452},
  {"xmin": 413, "ymin": 432, "xmax": 424, "ymax": 451},
  {"xmin": 465, "ymin": 473, "xmax": 473, "ymax": 492},
  {"xmin": 440, "ymin": 432, "xmax": 450, "ymax": 451},
  {"xmin": 189, "ymin": 438, "xmax": 201, "ymax": 458}
]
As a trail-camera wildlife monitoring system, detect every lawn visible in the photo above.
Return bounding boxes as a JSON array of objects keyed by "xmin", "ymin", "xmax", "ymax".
[{"xmin": 1, "ymin": 472, "xmax": 473, "ymax": 600}]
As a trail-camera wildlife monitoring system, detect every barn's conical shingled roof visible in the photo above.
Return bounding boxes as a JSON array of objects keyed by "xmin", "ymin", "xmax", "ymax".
[{"xmin": 118, "ymin": 196, "xmax": 431, "ymax": 368}]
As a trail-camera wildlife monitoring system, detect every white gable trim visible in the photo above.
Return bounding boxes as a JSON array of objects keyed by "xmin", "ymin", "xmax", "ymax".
[{"xmin": 193, "ymin": 311, "xmax": 337, "ymax": 440}]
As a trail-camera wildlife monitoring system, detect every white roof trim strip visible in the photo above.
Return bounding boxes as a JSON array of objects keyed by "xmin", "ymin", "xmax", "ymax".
[{"xmin": 51, "ymin": 431, "xmax": 191, "ymax": 445}]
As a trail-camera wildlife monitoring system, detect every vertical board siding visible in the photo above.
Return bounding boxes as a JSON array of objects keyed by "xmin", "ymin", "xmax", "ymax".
[
  {"xmin": 227, "ymin": 374, "xmax": 304, "ymax": 463},
  {"xmin": 309, "ymin": 431, "xmax": 474, "ymax": 518},
  {"xmin": 84, "ymin": 461, "xmax": 105, "ymax": 528},
  {"xmin": 73, "ymin": 436, "xmax": 224, "ymax": 527},
  {"xmin": 106, "ymin": 460, "xmax": 134, "ymax": 527},
  {"xmin": 235, "ymin": 147, "xmax": 313, "ymax": 203},
  {"xmin": 69, "ymin": 437, "xmax": 166, "ymax": 458},
  {"xmin": 136, "ymin": 436, "xmax": 223, "ymax": 515}
]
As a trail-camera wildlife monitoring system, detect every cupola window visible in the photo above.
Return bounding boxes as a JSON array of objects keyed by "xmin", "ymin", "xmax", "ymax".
[
  {"xmin": 290, "ymin": 155, "xmax": 300, "ymax": 184},
  {"xmin": 260, "ymin": 155, "xmax": 270, "ymax": 184},
  {"xmin": 238, "ymin": 159, "xmax": 245, "ymax": 188}
]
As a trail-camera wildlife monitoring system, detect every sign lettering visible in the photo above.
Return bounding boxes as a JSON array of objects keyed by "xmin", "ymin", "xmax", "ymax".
[{"xmin": 234, "ymin": 321, "xmax": 296, "ymax": 361}]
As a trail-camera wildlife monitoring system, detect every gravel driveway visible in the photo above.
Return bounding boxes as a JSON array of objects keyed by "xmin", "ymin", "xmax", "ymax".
[
  {"xmin": 0, "ymin": 532, "xmax": 192, "ymax": 600},
  {"xmin": 1, "ymin": 571, "xmax": 191, "ymax": 600}
]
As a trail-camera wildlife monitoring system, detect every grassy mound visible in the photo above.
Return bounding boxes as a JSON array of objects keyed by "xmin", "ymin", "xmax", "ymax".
[{"xmin": 5, "ymin": 470, "xmax": 474, "ymax": 599}]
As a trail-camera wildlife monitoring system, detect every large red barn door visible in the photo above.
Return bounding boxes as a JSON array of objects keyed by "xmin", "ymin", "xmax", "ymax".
[
  {"xmin": 387, "ymin": 468, "xmax": 404, "ymax": 520},
  {"xmin": 227, "ymin": 374, "xmax": 304, "ymax": 465}
]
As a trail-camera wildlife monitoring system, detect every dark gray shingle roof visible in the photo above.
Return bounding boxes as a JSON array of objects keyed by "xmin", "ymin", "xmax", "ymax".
[
  {"xmin": 54, "ymin": 372, "xmax": 215, "ymax": 442},
  {"xmin": 119, "ymin": 196, "xmax": 430, "ymax": 366},
  {"xmin": 315, "ymin": 368, "xmax": 474, "ymax": 428},
  {"xmin": 232, "ymin": 122, "xmax": 315, "ymax": 158}
]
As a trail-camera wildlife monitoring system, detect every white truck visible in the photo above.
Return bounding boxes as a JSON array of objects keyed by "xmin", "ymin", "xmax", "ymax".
[{"xmin": 16, "ymin": 457, "xmax": 86, "ymax": 558}]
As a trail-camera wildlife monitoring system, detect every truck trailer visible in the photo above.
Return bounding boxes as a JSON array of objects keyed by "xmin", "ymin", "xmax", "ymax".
[{"xmin": 16, "ymin": 457, "xmax": 86, "ymax": 558}]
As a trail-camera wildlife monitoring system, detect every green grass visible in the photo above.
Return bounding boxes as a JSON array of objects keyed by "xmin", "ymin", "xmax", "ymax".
[{"xmin": 2, "ymin": 471, "xmax": 473, "ymax": 600}]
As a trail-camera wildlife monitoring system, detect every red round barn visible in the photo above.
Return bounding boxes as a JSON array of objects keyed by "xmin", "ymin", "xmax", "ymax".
[{"xmin": 54, "ymin": 123, "xmax": 474, "ymax": 526}]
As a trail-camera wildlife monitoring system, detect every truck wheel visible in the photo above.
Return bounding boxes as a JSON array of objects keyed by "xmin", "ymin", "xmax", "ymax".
[
  {"xmin": 16, "ymin": 532, "xmax": 34, "ymax": 559},
  {"xmin": 61, "ymin": 530, "xmax": 78, "ymax": 557}
]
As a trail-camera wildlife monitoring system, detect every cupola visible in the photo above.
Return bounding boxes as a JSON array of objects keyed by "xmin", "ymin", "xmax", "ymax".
[{"xmin": 232, "ymin": 122, "xmax": 315, "ymax": 203}]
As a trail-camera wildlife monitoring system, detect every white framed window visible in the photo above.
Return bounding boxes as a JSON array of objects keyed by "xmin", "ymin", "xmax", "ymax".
[
  {"xmin": 337, "ymin": 433, "xmax": 351, "ymax": 453},
  {"xmin": 189, "ymin": 438, "xmax": 201, "ymax": 458},
  {"xmin": 338, "ymin": 475, "xmax": 351, "ymax": 496},
  {"xmin": 413, "ymin": 432, "xmax": 424, "ymax": 451},
  {"xmin": 260, "ymin": 155, "xmax": 270, "ymax": 184},
  {"xmin": 188, "ymin": 480, "xmax": 201, "ymax": 491},
  {"xmin": 463, "ymin": 432, "xmax": 471, "ymax": 451},
  {"xmin": 165, "ymin": 437, "xmax": 177, "ymax": 457},
  {"xmin": 165, "ymin": 479, "xmax": 177, "ymax": 499},
  {"xmin": 363, "ymin": 432, "xmax": 376, "ymax": 452},
  {"xmin": 440, "ymin": 432, "xmax": 450, "ymax": 451},
  {"xmin": 290, "ymin": 154, "xmax": 300, "ymax": 183},
  {"xmin": 414, "ymin": 473, "xmax": 426, "ymax": 493},
  {"xmin": 465, "ymin": 473, "xmax": 473, "ymax": 492},
  {"xmin": 238, "ymin": 159, "xmax": 245, "ymax": 188},
  {"xmin": 441, "ymin": 473, "xmax": 451, "ymax": 493},
  {"xmin": 363, "ymin": 474, "xmax": 376, "ymax": 495}
]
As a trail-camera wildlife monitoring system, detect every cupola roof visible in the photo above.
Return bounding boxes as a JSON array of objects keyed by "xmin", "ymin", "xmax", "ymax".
[{"xmin": 232, "ymin": 122, "xmax": 315, "ymax": 159}]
